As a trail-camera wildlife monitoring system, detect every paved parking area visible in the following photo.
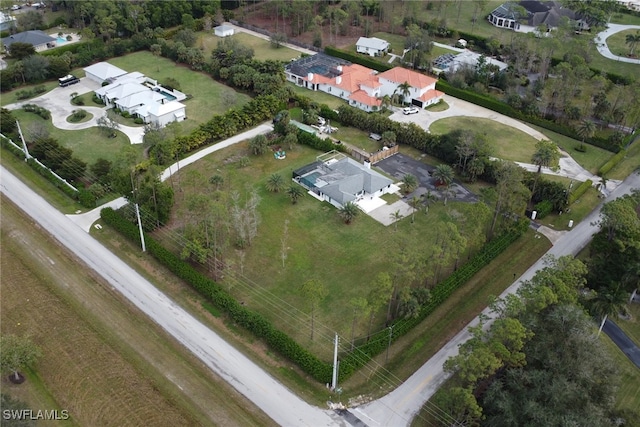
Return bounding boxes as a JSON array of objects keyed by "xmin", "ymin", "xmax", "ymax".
[{"xmin": 375, "ymin": 153, "xmax": 478, "ymax": 204}]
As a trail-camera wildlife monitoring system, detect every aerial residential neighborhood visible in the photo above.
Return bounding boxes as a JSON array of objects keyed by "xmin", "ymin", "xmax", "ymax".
[{"xmin": 1, "ymin": 1, "xmax": 639, "ymax": 427}]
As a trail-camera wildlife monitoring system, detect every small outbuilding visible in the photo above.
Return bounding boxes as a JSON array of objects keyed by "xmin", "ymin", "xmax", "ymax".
[{"xmin": 214, "ymin": 24, "xmax": 235, "ymax": 38}]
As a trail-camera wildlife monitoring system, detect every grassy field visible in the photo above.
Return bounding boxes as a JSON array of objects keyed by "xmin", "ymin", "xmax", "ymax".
[
  {"xmin": 600, "ymin": 333, "xmax": 640, "ymax": 423},
  {"xmin": 163, "ymin": 141, "xmax": 494, "ymax": 359},
  {"xmin": 530, "ymin": 125, "xmax": 614, "ymax": 175},
  {"xmin": 107, "ymin": 51, "xmax": 251, "ymax": 134},
  {"xmin": 429, "ymin": 116, "xmax": 539, "ymax": 162},
  {"xmin": 343, "ymin": 227, "xmax": 551, "ymax": 397},
  {"xmin": 9, "ymin": 109, "xmax": 139, "ymax": 166},
  {"xmin": 617, "ymin": 303, "xmax": 640, "ymax": 350},
  {"xmin": 287, "ymin": 82, "xmax": 347, "ymax": 109},
  {"xmin": 605, "ymin": 29, "xmax": 640, "ymax": 58},
  {"xmin": 198, "ymin": 31, "xmax": 301, "ymax": 62},
  {"xmin": 0, "ymin": 197, "xmax": 275, "ymax": 426}
]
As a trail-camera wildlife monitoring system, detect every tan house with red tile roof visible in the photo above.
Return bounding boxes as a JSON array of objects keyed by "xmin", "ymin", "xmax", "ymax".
[{"xmin": 285, "ymin": 54, "xmax": 443, "ymax": 112}]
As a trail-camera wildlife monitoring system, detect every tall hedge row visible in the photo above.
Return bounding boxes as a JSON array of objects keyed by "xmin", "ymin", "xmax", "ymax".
[
  {"xmin": 568, "ymin": 179, "xmax": 593, "ymax": 204},
  {"xmin": 598, "ymin": 149, "xmax": 627, "ymax": 176},
  {"xmin": 324, "ymin": 46, "xmax": 392, "ymax": 72},
  {"xmin": 100, "ymin": 207, "xmax": 334, "ymax": 382}
]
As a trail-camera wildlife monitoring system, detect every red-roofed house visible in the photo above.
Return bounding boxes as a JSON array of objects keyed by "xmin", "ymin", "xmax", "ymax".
[
  {"xmin": 377, "ymin": 67, "xmax": 444, "ymax": 108},
  {"xmin": 285, "ymin": 55, "xmax": 443, "ymax": 112}
]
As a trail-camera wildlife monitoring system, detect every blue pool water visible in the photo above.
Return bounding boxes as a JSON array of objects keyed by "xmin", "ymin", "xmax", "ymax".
[
  {"xmin": 57, "ymin": 37, "xmax": 67, "ymax": 45},
  {"xmin": 159, "ymin": 90, "xmax": 176, "ymax": 101}
]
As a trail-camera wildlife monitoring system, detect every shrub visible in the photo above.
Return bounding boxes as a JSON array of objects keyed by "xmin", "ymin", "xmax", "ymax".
[
  {"xmin": 598, "ymin": 149, "xmax": 627, "ymax": 176},
  {"xmin": 121, "ymin": 111, "xmax": 131, "ymax": 118},
  {"xmin": 533, "ymin": 200, "xmax": 553, "ymax": 219},
  {"xmin": 22, "ymin": 104, "xmax": 51, "ymax": 120},
  {"xmin": 70, "ymin": 109, "xmax": 87, "ymax": 121},
  {"xmin": 134, "ymin": 117, "xmax": 144, "ymax": 124},
  {"xmin": 568, "ymin": 179, "xmax": 593, "ymax": 204},
  {"xmin": 92, "ymin": 94, "xmax": 104, "ymax": 105},
  {"xmin": 71, "ymin": 95, "xmax": 85, "ymax": 106}
]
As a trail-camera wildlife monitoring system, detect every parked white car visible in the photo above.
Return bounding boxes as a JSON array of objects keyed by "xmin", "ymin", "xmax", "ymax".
[
  {"xmin": 11, "ymin": 4, "xmax": 22, "ymax": 10},
  {"xmin": 403, "ymin": 106, "xmax": 420, "ymax": 115}
]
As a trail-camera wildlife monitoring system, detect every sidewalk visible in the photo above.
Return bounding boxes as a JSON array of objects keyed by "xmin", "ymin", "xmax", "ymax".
[{"xmin": 594, "ymin": 24, "xmax": 640, "ymax": 64}]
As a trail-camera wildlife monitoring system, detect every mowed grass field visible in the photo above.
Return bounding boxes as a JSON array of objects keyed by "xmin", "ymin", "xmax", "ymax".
[
  {"xmin": 429, "ymin": 116, "xmax": 540, "ymax": 162},
  {"xmin": 165, "ymin": 142, "xmax": 493, "ymax": 359},
  {"xmin": 605, "ymin": 28, "xmax": 640, "ymax": 58},
  {"xmin": 0, "ymin": 197, "xmax": 275, "ymax": 426},
  {"xmin": 198, "ymin": 31, "xmax": 301, "ymax": 62},
  {"xmin": 8, "ymin": 109, "xmax": 140, "ymax": 165},
  {"xmin": 107, "ymin": 51, "xmax": 251, "ymax": 134}
]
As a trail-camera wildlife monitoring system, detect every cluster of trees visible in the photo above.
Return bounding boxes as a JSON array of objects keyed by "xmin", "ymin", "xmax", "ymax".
[{"xmin": 434, "ymin": 255, "xmax": 628, "ymax": 426}]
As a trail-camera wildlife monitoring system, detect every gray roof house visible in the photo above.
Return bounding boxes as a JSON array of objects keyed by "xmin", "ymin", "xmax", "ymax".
[
  {"xmin": 356, "ymin": 37, "xmax": 390, "ymax": 57},
  {"xmin": 293, "ymin": 152, "xmax": 393, "ymax": 209},
  {"xmin": 2, "ymin": 30, "xmax": 56, "ymax": 53}
]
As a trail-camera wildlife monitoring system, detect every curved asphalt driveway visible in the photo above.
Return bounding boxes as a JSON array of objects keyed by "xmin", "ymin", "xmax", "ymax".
[{"xmin": 595, "ymin": 23, "xmax": 640, "ymax": 64}]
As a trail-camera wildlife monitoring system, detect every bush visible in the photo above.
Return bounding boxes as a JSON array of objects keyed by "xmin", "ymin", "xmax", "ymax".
[
  {"xmin": 71, "ymin": 95, "xmax": 85, "ymax": 106},
  {"xmin": 533, "ymin": 200, "xmax": 553, "ymax": 219},
  {"xmin": 70, "ymin": 109, "xmax": 88, "ymax": 121},
  {"xmin": 598, "ymin": 149, "xmax": 627, "ymax": 176},
  {"xmin": 134, "ymin": 117, "xmax": 144, "ymax": 124},
  {"xmin": 568, "ymin": 179, "xmax": 593, "ymax": 204},
  {"xmin": 324, "ymin": 46, "xmax": 392, "ymax": 72},
  {"xmin": 121, "ymin": 111, "xmax": 131, "ymax": 118},
  {"xmin": 92, "ymin": 94, "xmax": 104, "ymax": 105},
  {"xmin": 22, "ymin": 104, "xmax": 51, "ymax": 120}
]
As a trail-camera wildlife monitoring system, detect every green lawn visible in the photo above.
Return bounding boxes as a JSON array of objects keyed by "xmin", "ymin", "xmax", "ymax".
[
  {"xmin": 606, "ymin": 29, "xmax": 640, "ymax": 58},
  {"xmin": 287, "ymin": 83, "xmax": 346, "ymax": 110},
  {"xmin": 541, "ymin": 186, "xmax": 600, "ymax": 231},
  {"xmin": 600, "ymin": 332, "xmax": 640, "ymax": 421},
  {"xmin": 1, "ymin": 81, "xmax": 61, "ymax": 107},
  {"xmin": 164, "ymin": 142, "xmax": 493, "ymax": 359},
  {"xmin": 429, "ymin": 117, "xmax": 539, "ymax": 162},
  {"xmin": 610, "ymin": 136, "xmax": 640, "ymax": 180},
  {"xmin": 11, "ymin": 109, "xmax": 141, "ymax": 166},
  {"xmin": 529, "ymin": 125, "xmax": 614, "ymax": 175},
  {"xmin": 425, "ymin": 99, "xmax": 449, "ymax": 112},
  {"xmin": 198, "ymin": 31, "xmax": 301, "ymax": 62},
  {"xmin": 107, "ymin": 51, "xmax": 251, "ymax": 134},
  {"xmin": 617, "ymin": 303, "xmax": 640, "ymax": 351}
]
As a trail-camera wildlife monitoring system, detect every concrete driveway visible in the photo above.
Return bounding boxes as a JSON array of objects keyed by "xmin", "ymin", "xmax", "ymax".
[
  {"xmin": 4, "ymin": 78, "xmax": 146, "ymax": 144},
  {"xmin": 595, "ymin": 24, "xmax": 640, "ymax": 64}
]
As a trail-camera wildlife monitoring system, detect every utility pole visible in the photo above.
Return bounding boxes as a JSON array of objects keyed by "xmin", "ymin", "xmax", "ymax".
[
  {"xmin": 15, "ymin": 120, "xmax": 31, "ymax": 161},
  {"xmin": 386, "ymin": 324, "xmax": 395, "ymax": 363},
  {"xmin": 331, "ymin": 333, "xmax": 339, "ymax": 390},
  {"xmin": 135, "ymin": 202, "xmax": 146, "ymax": 252}
]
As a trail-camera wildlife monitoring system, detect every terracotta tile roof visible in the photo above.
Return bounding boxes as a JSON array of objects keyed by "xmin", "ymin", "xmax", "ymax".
[
  {"xmin": 349, "ymin": 90, "xmax": 382, "ymax": 107},
  {"xmin": 418, "ymin": 89, "xmax": 444, "ymax": 102},
  {"xmin": 378, "ymin": 67, "xmax": 437, "ymax": 89}
]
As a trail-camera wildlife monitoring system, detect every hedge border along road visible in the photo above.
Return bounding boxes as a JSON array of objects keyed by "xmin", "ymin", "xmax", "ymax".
[{"xmin": 101, "ymin": 206, "xmax": 525, "ymax": 383}]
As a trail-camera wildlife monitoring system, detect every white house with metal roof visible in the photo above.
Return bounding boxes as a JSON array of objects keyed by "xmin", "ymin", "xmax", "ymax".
[
  {"xmin": 83, "ymin": 61, "xmax": 128, "ymax": 84},
  {"xmin": 214, "ymin": 24, "xmax": 235, "ymax": 37},
  {"xmin": 356, "ymin": 37, "xmax": 390, "ymax": 57}
]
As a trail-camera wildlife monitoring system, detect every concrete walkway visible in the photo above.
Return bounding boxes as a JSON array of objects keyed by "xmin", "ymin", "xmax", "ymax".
[
  {"xmin": 4, "ymin": 78, "xmax": 146, "ymax": 144},
  {"xmin": 67, "ymin": 123, "xmax": 273, "ymax": 232},
  {"xmin": 595, "ymin": 23, "xmax": 640, "ymax": 64}
]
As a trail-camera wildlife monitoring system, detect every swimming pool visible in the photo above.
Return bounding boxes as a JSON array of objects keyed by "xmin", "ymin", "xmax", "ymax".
[
  {"xmin": 159, "ymin": 90, "xmax": 176, "ymax": 101},
  {"xmin": 56, "ymin": 37, "xmax": 67, "ymax": 45}
]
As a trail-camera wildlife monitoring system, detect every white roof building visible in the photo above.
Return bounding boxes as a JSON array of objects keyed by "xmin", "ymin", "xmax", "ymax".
[
  {"xmin": 356, "ymin": 37, "xmax": 390, "ymax": 57},
  {"xmin": 83, "ymin": 62, "xmax": 128, "ymax": 84}
]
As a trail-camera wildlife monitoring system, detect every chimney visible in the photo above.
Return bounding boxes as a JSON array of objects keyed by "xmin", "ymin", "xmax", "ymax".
[
  {"xmin": 308, "ymin": 72, "xmax": 314, "ymax": 81},
  {"xmin": 336, "ymin": 76, "xmax": 342, "ymax": 85},
  {"xmin": 337, "ymin": 65, "xmax": 343, "ymax": 72}
]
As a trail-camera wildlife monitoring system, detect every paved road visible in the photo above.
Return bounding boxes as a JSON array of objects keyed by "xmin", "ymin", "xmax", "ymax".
[
  {"xmin": 0, "ymin": 166, "xmax": 347, "ymax": 427},
  {"xmin": 595, "ymin": 24, "xmax": 640, "ymax": 64},
  {"xmin": 355, "ymin": 170, "xmax": 640, "ymax": 427},
  {"xmin": 603, "ymin": 319, "xmax": 640, "ymax": 369}
]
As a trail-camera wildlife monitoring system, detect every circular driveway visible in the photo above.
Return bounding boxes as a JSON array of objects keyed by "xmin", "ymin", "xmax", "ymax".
[
  {"xmin": 4, "ymin": 78, "xmax": 146, "ymax": 144},
  {"xmin": 594, "ymin": 23, "xmax": 640, "ymax": 64}
]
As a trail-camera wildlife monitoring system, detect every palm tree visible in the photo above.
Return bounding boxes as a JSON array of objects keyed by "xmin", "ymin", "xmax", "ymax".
[
  {"xmin": 422, "ymin": 190, "xmax": 437, "ymax": 214},
  {"xmin": 402, "ymin": 174, "xmax": 418, "ymax": 194},
  {"xmin": 409, "ymin": 195, "xmax": 421, "ymax": 223},
  {"xmin": 625, "ymin": 30, "xmax": 640, "ymax": 57},
  {"xmin": 432, "ymin": 164, "xmax": 455, "ymax": 206},
  {"xmin": 590, "ymin": 284, "xmax": 628, "ymax": 336},
  {"xmin": 530, "ymin": 140, "xmax": 560, "ymax": 205},
  {"xmin": 379, "ymin": 94, "xmax": 392, "ymax": 110},
  {"xmin": 266, "ymin": 173, "xmax": 284, "ymax": 193},
  {"xmin": 390, "ymin": 210, "xmax": 402, "ymax": 231},
  {"xmin": 209, "ymin": 174, "xmax": 224, "ymax": 190},
  {"xmin": 576, "ymin": 119, "xmax": 596, "ymax": 151},
  {"xmin": 397, "ymin": 81, "xmax": 412, "ymax": 105},
  {"xmin": 339, "ymin": 202, "xmax": 360, "ymax": 224},
  {"xmin": 286, "ymin": 185, "xmax": 303, "ymax": 204}
]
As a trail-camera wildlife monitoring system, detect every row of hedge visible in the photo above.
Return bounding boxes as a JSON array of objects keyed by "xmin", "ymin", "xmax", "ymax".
[
  {"xmin": 1, "ymin": 137, "xmax": 81, "ymax": 202},
  {"xmin": 100, "ymin": 207, "xmax": 334, "ymax": 383},
  {"xmin": 598, "ymin": 149, "xmax": 627, "ymax": 176},
  {"xmin": 434, "ymin": 80, "xmax": 620, "ymax": 153},
  {"xmin": 324, "ymin": 46, "xmax": 392, "ymax": 72},
  {"xmin": 568, "ymin": 179, "xmax": 593, "ymax": 204},
  {"xmin": 101, "ymin": 202, "xmax": 527, "ymax": 382},
  {"xmin": 338, "ymin": 222, "xmax": 528, "ymax": 378},
  {"xmin": 297, "ymin": 130, "xmax": 346, "ymax": 153}
]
